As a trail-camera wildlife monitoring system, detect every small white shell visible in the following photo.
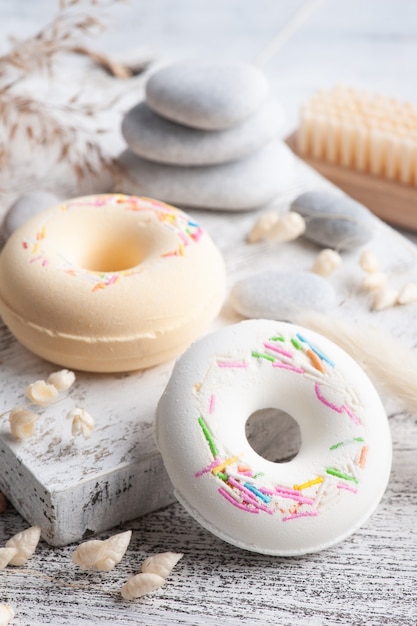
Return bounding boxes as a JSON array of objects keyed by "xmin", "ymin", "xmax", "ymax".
[
  {"xmin": 8, "ymin": 408, "xmax": 39, "ymax": 439},
  {"xmin": 25, "ymin": 381, "xmax": 59, "ymax": 407},
  {"xmin": 72, "ymin": 530, "xmax": 132, "ymax": 571},
  {"xmin": 5, "ymin": 525, "xmax": 41, "ymax": 566},
  {"xmin": 372, "ymin": 286, "xmax": 399, "ymax": 311},
  {"xmin": 0, "ymin": 547, "xmax": 17, "ymax": 570},
  {"xmin": 247, "ymin": 211, "xmax": 279, "ymax": 243},
  {"xmin": 397, "ymin": 282, "xmax": 417, "ymax": 305},
  {"xmin": 72, "ymin": 539, "xmax": 105, "ymax": 570},
  {"xmin": 0, "ymin": 603, "xmax": 14, "ymax": 625},
  {"xmin": 361, "ymin": 271, "xmax": 387, "ymax": 291},
  {"xmin": 359, "ymin": 249, "xmax": 380, "ymax": 274},
  {"xmin": 311, "ymin": 249, "xmax": 342, "ymax": 277},
  {"xmin": 141, "ymin": 552, "xmax": 183, "ymax": 579},
  {"xmin": 267, "ymin": 211, "xmax": 306, "ymax": 242},
  {"xmin": 121, "ymin": 572, "xmax": 165, "ymax": 600},
  {"xmin": 47, "ymin": 369, "xmax": 76, "ymax": 392},
  {"xmin": 67, "ymin": 408, "xmax": 95, "ymax": 439}
]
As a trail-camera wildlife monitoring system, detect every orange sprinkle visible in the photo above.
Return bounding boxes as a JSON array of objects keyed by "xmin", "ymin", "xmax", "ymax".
[
  {"xmin": 237, "ymin": 464, "xmax": 251, "ymax": 473},
  {"xmin": 294, "ymin": 476, "xmax": 323, "ymax": 491},
  {"xmin": 359, "ymin": 445, "xmax": 369, "ymax": 468},
  {"xmin": 92, "ymin": 283, "xmax": 106, "ymax": 292},
  {"xmin": 307, "ymin": 349, "xmax": 326, "ymax": 373},
  {"xmin": 212, "ymin": 456, "xmax": 239, "ymax": 475}
]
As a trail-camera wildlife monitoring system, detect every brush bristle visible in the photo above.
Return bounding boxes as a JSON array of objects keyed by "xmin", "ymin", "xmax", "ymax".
[{"xmin": 298, "ymin": 86, "xmax": 417, "ymax": 185}]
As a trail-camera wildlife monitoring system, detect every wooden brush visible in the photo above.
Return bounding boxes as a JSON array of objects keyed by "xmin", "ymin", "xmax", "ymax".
[{"xmin": 286, "ymin": 86, "xmax": 417, "ymax": 230}]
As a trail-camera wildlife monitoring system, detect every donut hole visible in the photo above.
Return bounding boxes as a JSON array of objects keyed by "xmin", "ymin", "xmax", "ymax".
[
  {"xmin": 245, "ymin": 408, "xmax": 302, "ymax": 463},
  {"xmin": 49, "ymin": 215, "xmax": 149, "ymax": 272},
  {"xmin": 78, "ymin": 233, "xmax": 146, "ymax": 272}
]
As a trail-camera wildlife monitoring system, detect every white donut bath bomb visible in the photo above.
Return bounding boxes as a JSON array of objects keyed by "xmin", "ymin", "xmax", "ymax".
[
  {"xmin": 156, "ymin": 319, "xmax": 392, "ymax": 556},
  {"xmin": 0, "ymin": 194, "xmax": 226, "ymax": 372}
]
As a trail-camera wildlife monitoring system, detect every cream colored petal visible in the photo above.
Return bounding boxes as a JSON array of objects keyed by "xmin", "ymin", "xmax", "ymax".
[
  {"xmin": 311, "ymin": 249, "xmax": 342, "ymax": 277},
  {"xmin": 267, "ymin": 212, "xmax": 306, "ymax": 242},
  {"xmin": 0, "ymin": 547, "xmax": 17, "ymax": 570},
  {"xmin": 47, "ymin": 369, "xmax": 76, "ymax": 392},
  {"xmin": 72, "ymin": 540, "xmax": 105, "ymax": 570},
  {"xmin": 359, "ymin": 249, "xmax": 380, "ymax": 274},
  {"xmin": 9, "ymin": 408, "xmax": 39, "ymax": 439},
  {"xmin": 94, "ymin": 530, "xmax": 132, "ymax": 571},
  {"xmin": 0, "ymin": 603, "xmax": 15, "ymax": 625},
  {"xmin": 25, "ymin": 381, "xmax": 59, "ymax": 407},
  {"xmin": 247, "ymin": 211, "xmax": 279, "ymax": 243}
]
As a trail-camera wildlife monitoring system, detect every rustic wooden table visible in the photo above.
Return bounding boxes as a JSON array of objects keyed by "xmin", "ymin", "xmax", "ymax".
[{"xmin": 0, "ymin": 1, "xmax": 417, "ymax": 625}]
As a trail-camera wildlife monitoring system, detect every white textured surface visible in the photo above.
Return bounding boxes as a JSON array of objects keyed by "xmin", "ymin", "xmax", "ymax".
[{"xmin": 1, "ymin": 1, "xmax": 417, "ymax": 624}]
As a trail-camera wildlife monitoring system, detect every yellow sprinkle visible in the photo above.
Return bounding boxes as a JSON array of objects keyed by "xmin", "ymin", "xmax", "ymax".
[
  {"xmin": 293, "ymin": 476, "xmax": 323, "ymax": 491},
  {"xmin": 212, "ymin": 456, "xmax": 239, "ymax": 475},
  {"xmin": 194, "ymin": 383, "xmax": 201, "ymax": 392},
  {"xmin": 179, "ymin": 243, "xmax": 185, "ymax": 256},
  {"xmin": 32, "ymin": 243, "xmax": 39, "ymax": 254}
]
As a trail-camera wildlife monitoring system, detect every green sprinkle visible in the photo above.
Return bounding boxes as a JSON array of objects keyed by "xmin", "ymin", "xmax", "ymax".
[
  {"xmin": 325, "ymin": 467, "xmax": 359, "ymax": 484},
  {"xmin": 197, "ymin": 416, "xmax": 218, "ymax": 457},
  {"xmin": 269, "ymin": 336, "xmax": 285, "ymax": 342},
  {"xmin": 253, "ymin": 472, "xmax": 265, "ymax": 479},
  {"xmin": 291, "ymin": 338, "xmax": 302, "ymax": 350},
  {"xmin": 216, "ymin": 472, "xmax": 228, "ymax": 481},
  {"xmin": 330, "ymin": 437, "xmax": 365, "ymax": 451},
  {"xmin": 251, "ymin": 351, "xmax": 275, "ymax": 362}
]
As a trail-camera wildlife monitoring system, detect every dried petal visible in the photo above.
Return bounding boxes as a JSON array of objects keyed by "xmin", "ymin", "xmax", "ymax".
[
  {"xmin": 0, "ymin": 604, "xmax": 14, "ymax": 625},
  {"xmin": 9, "ymin": 407, "xmax": 39, "ymax": 439},
  {"xmin": 311, "ymin": 249, "xmax": 342, "ymax": 277},
  {"xmin": 267, "ymin": 212, "xmax": 306, "ymax": 242},
  {"xmin": 67, "ymin": 408, "xmax": 95, "ymax": 439},
  {"xmin": 0, "ymin": 547, "xmax": 17, "ymax": 570},
  {"xmin": 141, "ymin": 551, "xmax": 183, "ymax": 579},
  {"xmin": 47, "ymin": 369, "xmax": 75, "ymax": 392},
  {"xmin": 5, "ymin": 525, "xmax": 41, "ymax": 565},
  {"xmin": 25, "ymin": 380, "xmax": 59, "ymax": 406},
  {"xmin": 359, "ymin": 249, "xmax": 380, "ymax": 274},
  {"xmin": 121, "ymin": 572, "xmax": 165, "ymax": 600},
  {"xmin": 397, "ymin": 282, "xmax": 417, "ymax": 305},
  {"xmin": 247, "ymin": 211, "xmax": 279, "ymax": 243}
]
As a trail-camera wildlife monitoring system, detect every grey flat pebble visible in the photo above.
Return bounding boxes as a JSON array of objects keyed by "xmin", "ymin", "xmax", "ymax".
[
  {"xmin": 291, "ymin": 190, "xmax": 375, "ymax": 250},
  {"xmin": 118, "ymin": 141, "xmax": 295, "ymax": 211},
  {"xmin": 230, "ymin": 271, "xmax": 337, "ymax": 321},
  {"xmin": 122, "ymin": 98, "xmax": 284, "ymax": 166},
  {"xmin": 146, "ymin": 62, "xmax": 269, "ymax": 130},
  {"xmin": 0, "ymin": 191, "xmax": 60, "ymax": 247}
]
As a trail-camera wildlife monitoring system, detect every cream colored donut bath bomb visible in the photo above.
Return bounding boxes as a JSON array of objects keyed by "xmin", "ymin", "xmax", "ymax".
[{"xmin": 0, "ymin": 194, "xmax": 226, "ymax": 372}]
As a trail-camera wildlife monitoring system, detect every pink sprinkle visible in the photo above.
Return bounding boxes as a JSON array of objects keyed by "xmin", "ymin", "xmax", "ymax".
[
  {"xmin": 195, "ymin": 457, "xmax": 221, "ymax": 477},
  {"xmin": 282, "ymin": 510, "xmax": 318, "ymax": 522},
  {"xmin": 41, "ymin": 259, "xmax": 49, "ymax": 267},
  {"xmin": 29, "ymin": 256, "xmax": 42, "ymax": 264},
  {"xmin": 209, "ymin": 394, "xmax": 216, "ymax": 414},
  {"xmin": 272, "ymin": 363, "xmax": 304, "ymax": 373},
  {"xmin": 191, "ymin": 228, "xmax": 203, "ymax": 242},
  {"xmin": 275, "ymin": 487, "xmax": 315, "ymax": 505},
  {"xmin": 263, "ymin": 342, "xmax": 293, "ymax": 359},
  {"xmin": 226, "ymin": 478, "xmax": 272, "ymax": 514},
  {"xmin": 218, "ymin": 488, "xmax": 259, "ymax": 514},
  {"xmin": 217, "ymin": 361, "xmax": 247, "ymax": 368},
  {"xmin": 337, "ymin": 482, "xmax": 358, "ymax": 494},
  {"xmin": 314, "ymin": 383, "xmax": 361, "ymax": 426}
]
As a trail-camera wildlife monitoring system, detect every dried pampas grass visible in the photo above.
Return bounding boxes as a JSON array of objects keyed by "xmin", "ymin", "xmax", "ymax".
[
  {"xmin": 0, "ymin": 0, "xmax": 142, "ymax": 204},
  {"xmin": 297, "ymin": 311, "xmax": 417, "ymax": 415}
]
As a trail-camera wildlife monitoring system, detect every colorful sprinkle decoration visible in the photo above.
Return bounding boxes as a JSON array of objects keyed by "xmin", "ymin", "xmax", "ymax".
[
  {"xmin": 21, "ymin": 194, "xmax": 204, "ymax": 292},
  {"xmin": 195, "ymin": 330, "xmax": 368, "ymax": 522}
]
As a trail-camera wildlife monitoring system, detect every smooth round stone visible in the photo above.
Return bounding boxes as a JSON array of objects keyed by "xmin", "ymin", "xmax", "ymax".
[
  {"xmin": 230, "ymin": 271, "xmax": 337, "ymax": 321},
  {"xmin": 291, "ymin": 190, "xmax": 375, "ymax": 250},
  {"xmin": 0, "ymin": 191, "xmax": 60, "ymax": 247},
  {"xmin": 121, "ymin": 98, "xmax": 284, "ymax": 166},
  {"xmin": 118, "ymin": 141, "xmax": 295, "ymax": 211},
  {"xmin": 146, "ymin": 62, "xmax": 269, "ymax": 130}
]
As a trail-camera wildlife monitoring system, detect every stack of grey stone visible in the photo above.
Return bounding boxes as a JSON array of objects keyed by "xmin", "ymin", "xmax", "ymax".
[{"xmin": 119, "ymin": 61, "xmax": 295, "ymax": 211}]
